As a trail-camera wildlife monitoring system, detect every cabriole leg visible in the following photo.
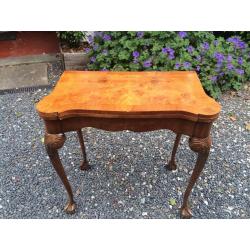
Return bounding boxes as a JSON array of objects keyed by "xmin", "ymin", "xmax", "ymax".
[
  {"xmin": 77, "ymin": 129, "xmax": 90, "ymax": 170},
  {"xmin": 166, "ymin": 133, "xmax": 181, "ymax": 171},
  {"xmin": 44, "ymin": 132, "xmax": 76, "ymax": 214},
  {"xmin": 180, "ymin": 136, "xmax": 211, "ymax": 219}
]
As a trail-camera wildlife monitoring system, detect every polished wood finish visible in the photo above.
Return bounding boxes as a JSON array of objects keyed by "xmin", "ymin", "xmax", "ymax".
[
  {"xmin": 77, "ymin": 130, "xmax": 90, "ymax": 170},
  {"xmin": 166, "ymin": 133, "xmax": 181, "ymax": 171},
  {"xmin": 36, "ymin": 71, "xmax": 220, "ymax": 122},
  {"xmin": 44, "ymin": 133, "xmax": 76, "ymax": 213},
  {"xmin": 181, "ymin": 136, "xmax": 212, "ymax": 218},
  {"xmin": 36, "ymin": 71, "xmax": 221, "ymax": 218}
]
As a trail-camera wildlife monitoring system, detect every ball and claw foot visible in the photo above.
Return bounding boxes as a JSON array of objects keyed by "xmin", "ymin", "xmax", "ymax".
[
  {"xmin": 165, "ymin": 161, "xmax": 177, "ymax": 171},
  {"xmin": 80, "ymin": 160, "xmax": 91, "ymax": 171},
  {"xmin": 64, "ymin": 201, "xmax": 76, "ymax": 214},
  {"xmin": 180, "ymin": 205, "xmax": 192, "ymax": 219}
]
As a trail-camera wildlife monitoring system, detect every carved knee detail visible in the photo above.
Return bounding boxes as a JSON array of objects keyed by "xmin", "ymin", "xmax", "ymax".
[
  {"xmin": 45, "ymin": 133, "xmax": 66, "ymax": 157},
  {"xmin": 189, "ymin": 136, "xmax": 211, "ymax": 153},
  {"xmin": 45, "ymin": 133, "xmax": 66, "ymax": 149}
]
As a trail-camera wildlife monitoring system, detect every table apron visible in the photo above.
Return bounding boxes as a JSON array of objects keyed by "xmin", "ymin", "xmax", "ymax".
[{"xmin": 44, "ymin": 117, "xmax": 212, "ymax": 138}]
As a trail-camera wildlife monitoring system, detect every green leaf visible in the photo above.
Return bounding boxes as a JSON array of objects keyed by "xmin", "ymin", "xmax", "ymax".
[
  {"xmin": 15, "ymin": 112, "xmax": 22, "ymax": 117},
  {"xmin": 118, "ymin": 50, "xmax": 130, "ymax": 60},
  {"xmin": 169, "ymin": 198, "xmax": 176, "ymax": 206},
  {"xmin": 232, "ymin": 81, "xmax": 242, "ymax": 90}
]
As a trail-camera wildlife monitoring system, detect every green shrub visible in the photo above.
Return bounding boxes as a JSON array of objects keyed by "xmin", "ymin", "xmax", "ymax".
[
  {"xmin": 214, "ymin": 32, "xmax": 250, "ymax": 46},
  {"xmin": 86, "ymin": 31, "xmax": 250, "ymax": 98},
  {"xmin": 58, "ymin": 31, "xmax": 86, "ymax": 48}
]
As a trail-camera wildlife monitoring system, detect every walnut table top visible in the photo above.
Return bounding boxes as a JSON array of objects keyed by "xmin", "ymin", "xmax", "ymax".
[{"xmin": 36, "ymin": 71, "xmax": 220, "ymax": 122}]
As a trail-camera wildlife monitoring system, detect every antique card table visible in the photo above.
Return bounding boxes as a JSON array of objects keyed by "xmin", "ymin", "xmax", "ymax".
[{"xmin": 36, "ymin": 71, "xmax": 221, "ymax": 218}]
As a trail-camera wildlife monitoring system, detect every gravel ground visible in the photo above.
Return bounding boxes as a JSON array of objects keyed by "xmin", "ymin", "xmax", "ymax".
[{"xmin": 0, "ymin": 64, "xmax": 249, "ymax": 218}]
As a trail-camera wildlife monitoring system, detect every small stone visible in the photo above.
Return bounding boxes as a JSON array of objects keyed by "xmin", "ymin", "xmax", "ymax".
[
  {"xmin": 118, "ymin": 200, "xmax": 124, "ymax": 205},
  {"xmin": 142, "ymin": 212, "xmax": 148, "ymax": 216},
  {"xmin": 140, "ymin": 198, "xmax": 146, "ymax": 204}
]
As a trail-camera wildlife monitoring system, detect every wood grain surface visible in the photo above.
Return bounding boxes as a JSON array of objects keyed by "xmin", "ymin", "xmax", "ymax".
[{"xmin": 36, "ymin": 71, "xmax": 221, "ymax": 121}]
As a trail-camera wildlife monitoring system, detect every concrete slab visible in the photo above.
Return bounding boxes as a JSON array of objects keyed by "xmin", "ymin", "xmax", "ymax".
[
  {"xmin": 0, "ymin": 53, "xmax": 62, "ymax": 67},
  {"xmin": 0, "ymin": 63, "xmax": 48, "ymax": 90}
]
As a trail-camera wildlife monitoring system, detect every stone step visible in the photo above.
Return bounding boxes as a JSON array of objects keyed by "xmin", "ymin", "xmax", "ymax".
[{"xmin": 0, "ymin": 63, "xmax": 49, "ymax": 91}]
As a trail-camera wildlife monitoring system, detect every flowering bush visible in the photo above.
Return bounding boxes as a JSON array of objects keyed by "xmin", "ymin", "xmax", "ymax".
[
  {"xmin": 86, "ymin": 31, "xmax": 250, "ymax": 98},
  {"xmin": 58, "ymin": 31, "xmax": 86, "ymax": 48}
]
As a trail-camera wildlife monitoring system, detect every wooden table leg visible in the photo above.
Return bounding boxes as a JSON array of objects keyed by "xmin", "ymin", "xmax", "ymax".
[
  {"xmin": 44, "ymin": 132, "xmax": 76, "ymax": 214},
  {"xmin": 77, "ymin": 129, "xmax": 90, "ymax": 171},
  {"xmin": 180, "ymin": 136, "xmax": 211, "ymax": 218},
  {"xmin": 166, "ymin": 133, "xmax": 181, "ymax": 171}
]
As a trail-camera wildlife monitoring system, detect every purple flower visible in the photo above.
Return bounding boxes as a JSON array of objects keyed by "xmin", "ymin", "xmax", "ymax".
[
  {"xmin": 132, "ymin": 51, "xmax": 140, "ymax": 58},
  {"xmin": 87, "ymin": 35, "xmax": 94, "ymax": 44},
  {"xmin": 196, "ymin": 55, "xmax": 201, "ymax": 62},
  {"xmin": 227, "ymin": 55, "xmax": 233, "ymax": 62},
  {"xmin": 187, "ymin": 46, "xmax": 194, "ymax": 53},
  {"xmin": 214, "ymin": 52, "xmax": 224, "ymax": 63},
  {"xmin": 102, "ymin": 49, "xmax": 108, "ymax": 55},
  {"xmin": 93, "ymin": 44, "xmax": 99, "ymax": 51},
  {"xmin": 168, "ymin": 48, "xmax": 174, "ymax": 53},
  {"xmin": 183, "ymin": 61, "xmax": 191, "ymax": 69},
  {"xmin": 239, "ymin": 41, "xmax": 246, "ymax": 49},
  {"xmin": 214, "ymin": 40, "xmax": 219, "ymax": 46},
  {"xmin": 168, "ymin": 49, "xmax": 175, "ymax": 59},
  {"xmin": 219, "ymin": 72, "xmax": 224, "ymax": 77},
  {"xmin": 238, "ymin": 57, "xmax": 243, "ymax": 65},
  {"xmin": 227, "ymin": 37, "xmax": 236, "ymax": 43},
  {"xmin": 235, "ymin": 68, "xmax": 244, "ymax": 75},
  {"xmin": 162, "ymin": 47, "xmax": 168, "ymax": 54},
  {"xmin": 196, "ymin": 65, "xmax": 200, "ymax": 71},
  {"xmin": 178, "ymin": 31, "xmax": 187, "ymax": 38},
  {"xmin": 90, "ymin": 56, "xmax": 96, "ymax": 63},
  {"xmin": 137, "ymin": 32, "xmax": 144, "ymax": 38},
  {"xmin": 143, "ymin": 59, "xmax": 152, "ymax": 68},
  {"xmin": 85, "ymin": 48, "xmax": 91, "ymax": 53},
  {"xmin": 162, "ymin": 47, "xmax": 175, "ymax": 59},
  {"xmin": 103, "ymin": 34, "xmax": 111, "ymax": 41},
  {"xmin": 227, "ymin": 63, "xmax": 234, "ymax": 70},
  {"xmin": 202, "ymin": 42, "xmax": 210, "ymax": 50},
  {"xmin": 227, "ymin": 37, "xmax": 246, "ymax": 49},
  {"xmin": 210, "ymin": 76, "xmax": 217, "ymax": 82},
  {"xmin": 168, "ymin": 54, "xmax": 175, "ymax": 60},
  {"xmin": 174, "ymin": 63, "xmax": 180, "ymax": 69}
]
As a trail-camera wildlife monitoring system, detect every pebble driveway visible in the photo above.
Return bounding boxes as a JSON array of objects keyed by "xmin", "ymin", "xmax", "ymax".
[{"xmin": 0, "ymin": 64, "xmax": 249, "ymax": 218}]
